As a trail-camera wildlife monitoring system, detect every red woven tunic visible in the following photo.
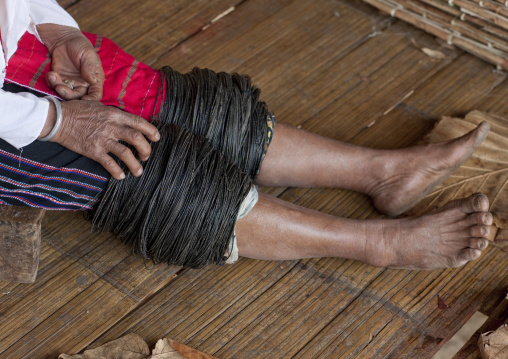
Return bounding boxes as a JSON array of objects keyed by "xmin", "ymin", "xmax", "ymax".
[{"xmin": 6, "ymin": 32, "xmax": 164, "ymax": 120}]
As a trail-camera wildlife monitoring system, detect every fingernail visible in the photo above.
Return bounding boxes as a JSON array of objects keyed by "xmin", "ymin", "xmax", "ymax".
[
  {"xmin": 154, "ymin": 132, "xmax": 161, "ymax": 141},
  {"xmin": 49, "ymin": 74, "xmax": 57, "ymax": 83},
  {"xmin": 137, "ymin": 168, "xmax": 143, "ymax": 176},
  {"xmin": 60, "ymin": 88, "xmax": 67, "ymax": 96},
  {"xmin": 119, "ymin": 172, "xmax": 125, "ymax": 180}
]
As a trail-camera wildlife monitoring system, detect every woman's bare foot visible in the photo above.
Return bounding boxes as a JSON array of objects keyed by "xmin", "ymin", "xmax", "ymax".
[
  {"xmin": 367, "ymin": 193, "xmax": 492, "ymax": 270},
  {"xmin": 370, "ymin": 121, "xmax": 490, "ymax": 217}
]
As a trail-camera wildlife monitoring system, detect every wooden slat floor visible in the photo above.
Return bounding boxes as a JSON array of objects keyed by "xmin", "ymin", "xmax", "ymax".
[{"xmin": 1, "ymin": 0, "xmax": 507, "ymax": 358}]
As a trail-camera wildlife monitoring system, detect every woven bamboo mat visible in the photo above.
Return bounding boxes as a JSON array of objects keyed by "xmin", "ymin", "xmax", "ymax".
[{"xmin": 363, "ymin": 0, "xmax": 508, "ymax": 69}]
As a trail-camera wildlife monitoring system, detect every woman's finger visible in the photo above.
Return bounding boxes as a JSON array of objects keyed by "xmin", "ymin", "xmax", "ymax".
[
  {"xmin": 47, "ymin": 71, "xmax": 89, "ymax": 99},
  {"xmin": 80, "ymin": 50, "xmax": 105, "ymax": 101},
  {"xmin": 54, "ymin": 84, "xmax": 88, "ymax": 99},
  {"xmin": 81, "ymin": 83, "xmax": 103, "ymax": 101},
  {"xmin": 94, "ymin": 152, "xmax": 126, "ymax": 180},
  {"xmin": 115, "ymin": 111, "xmax": 161, "ymax": 142},
  {"xmin": 117, "ymin": 128, "xmax": 153, "ymax": 161},
  {"xmin": 47, "ymin": 71, "xmax": 90, "ymax": 88},
  {"xmin": 106, "ymin": 140, "xmax": 144, "ymax": 177}
]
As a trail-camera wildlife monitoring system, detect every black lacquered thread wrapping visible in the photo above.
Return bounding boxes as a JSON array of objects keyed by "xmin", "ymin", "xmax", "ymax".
[
  {"xmin": 91, "ymin": 67, "xmax": 270, "ymax": 268},
  {"xmin": 159, "ymin": 67, "xmax": 269, "ymax": 179},
  {"xmin": 91, "ymin": 124, "xmax": 252, "ymax": 268}
]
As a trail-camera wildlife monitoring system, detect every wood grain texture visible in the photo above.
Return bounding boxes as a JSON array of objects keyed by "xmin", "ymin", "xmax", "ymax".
[
  {"xmin": 0, "ymin": 206, "xmax": 45, "ymax": 283},
  {"xmin": 65, "ymin": 0, "xmax": 242, "ymax": 63}
]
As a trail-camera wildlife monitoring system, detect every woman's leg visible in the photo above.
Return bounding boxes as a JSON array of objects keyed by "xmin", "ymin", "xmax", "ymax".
[
  {"xmin": 256, "ymin": 121, "xmax": 490, "ymax": 216},
  {"xmin": 235, "ymin": 192, "xmax": 492, "ymax": 270}
]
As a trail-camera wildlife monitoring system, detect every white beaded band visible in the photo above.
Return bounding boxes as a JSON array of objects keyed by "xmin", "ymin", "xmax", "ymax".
[
  {"xmin": 38, "ymin": 96, "xmax": 62, "ymax": 142},
  {"xmin": 225, "ymin": 185, "xmax": 259, "ymax": 264}
]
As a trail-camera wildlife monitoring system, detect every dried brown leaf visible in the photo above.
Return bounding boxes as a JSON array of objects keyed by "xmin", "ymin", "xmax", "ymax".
[
  {"xmin": 437, "ymin": 295, "xmax": 450, "ymax": 310},
  {"xmin": 59, "ymin": 333, "xmax": 150, "ymax": 359},
  {"xmin": 478, "ymin": 324, "xmax": 508, "ymax": 359},
  {"xmin": 166, "ymin": 338, "xmax": 219, "ymax": 359},
  {"xmin": 421, "ymin": 47, "xmax": 446, "ymax": 59},
  {"xmin": 151, "ymin": 338, "xmax": 185, "ymax": 358},
  {"xmin": 410, "ymin": 111, "xmax": 508, "ymax": 248}
]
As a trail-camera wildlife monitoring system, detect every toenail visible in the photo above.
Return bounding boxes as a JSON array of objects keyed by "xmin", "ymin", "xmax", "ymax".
[
  {"xmin": 484, "ymin": 213, "xmax": 493, "ymax": 225},
  {"xmin": 473, "ymin": 193, "xmax": 484, "ymax": 210}
]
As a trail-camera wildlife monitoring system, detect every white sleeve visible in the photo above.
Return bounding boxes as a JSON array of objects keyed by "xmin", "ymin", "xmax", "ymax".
[
  {"xmin": 0, "ymin": 89, "xmax": 49, "ymax": 149},
  {"xmin": 28, "ymin": 0, "xmax": 79, "ymax": 40}
]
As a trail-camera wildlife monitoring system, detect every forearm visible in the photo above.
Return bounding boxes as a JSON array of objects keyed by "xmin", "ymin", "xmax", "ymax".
[
  {"xmin": 28, "ymin": 0, "xmax": 79, "ymax": 50},
  {"xmin": 36, "ymin": 23, "xmax": 81, "ymax": 53},
  {"xmin": 28, "ymin": 0, "xmax": 78, "ymax": 31},
  {"xmin": 0, "ymin": 89, "xmax": 49, "ymax": 148},
  {"xmin": 40, "ymin": 97, "xmax": 56, "ymax": 138}
]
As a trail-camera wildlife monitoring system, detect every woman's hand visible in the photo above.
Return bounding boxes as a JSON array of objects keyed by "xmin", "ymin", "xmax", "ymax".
[
  {"xmin": 37, "ymin": 24, "xmax": 105, "ymax": 101},
  {"xmin": 41, "ymin": 100, "xmax": 160, "ymax": 180}
]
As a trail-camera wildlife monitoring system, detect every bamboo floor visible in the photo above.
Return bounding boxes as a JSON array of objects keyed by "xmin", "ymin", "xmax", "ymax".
[{"xmin": 1, "ymin": 0, "xmax": 507, "ymax": 358}]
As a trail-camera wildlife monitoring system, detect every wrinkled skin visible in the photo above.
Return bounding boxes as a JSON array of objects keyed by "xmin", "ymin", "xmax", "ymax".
[
  {"xmin": 36, "ymin": 24, "xmax": 160, "ymax": 179},
  {"xmin": 38, "ymin": 23, "xmax": 104, "ymax": 101},
  {"xmin": 56, "ymin": 100, "xmax": 160, "ymax": 179}
]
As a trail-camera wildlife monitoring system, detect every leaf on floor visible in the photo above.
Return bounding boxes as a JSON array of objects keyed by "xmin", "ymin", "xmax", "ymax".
[
  {"xmin": 165, "ymin": 338, "xmax": 218, "ymax": 359},
  {"xmin": 437, "ymin": 295, "xmax": 450, "ymax": 310},
  {"xmin": 409, "ymin": 111, "xmax": 508, "ymax": 249},
  {"xmin": 421, "ymin": 47, "xmax": 446, "ymax": 59},
  {"xmin": 478, "ymin": 324, "xmax": 508, "ymax": 359},
  {"xmin": 58, "ymin": 334, "xmax": 217, "ymax": 359},
  {"xmin": 58, "ymin": 333, "xmax": 150, "ymax": 359},
  {"xmin": 151, "ymin": 338, "xmax": 185, "ymax": 358}
]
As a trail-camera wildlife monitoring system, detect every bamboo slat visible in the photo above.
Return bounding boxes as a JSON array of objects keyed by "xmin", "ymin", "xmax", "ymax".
[
  {"xmin": 66, "ymin": 0, "xmax": 242, "ymax": 63},
  {"xmin": 363, "ymin": 0, "xmax": 508, "ymax": 69}
]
